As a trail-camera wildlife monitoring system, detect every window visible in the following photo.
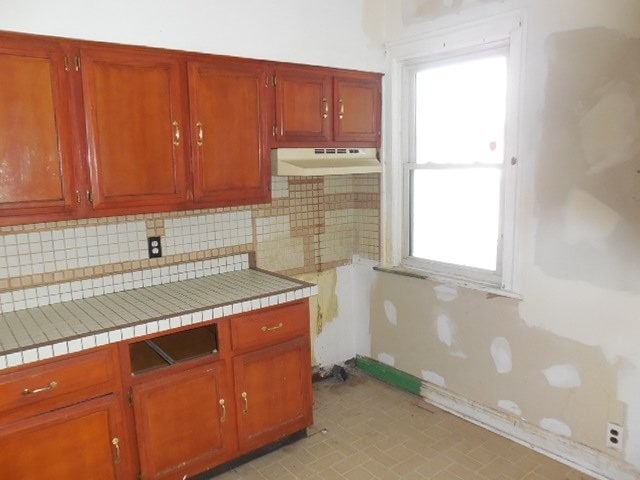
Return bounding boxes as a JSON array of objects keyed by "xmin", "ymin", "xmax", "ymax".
[{"xmin": 390, "ymin": 15, "xmax": 522, "ymax": 292}]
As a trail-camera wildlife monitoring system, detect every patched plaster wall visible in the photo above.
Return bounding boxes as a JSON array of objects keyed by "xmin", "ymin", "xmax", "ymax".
[{"xmin": 372, "ymin": 0, "xmax": 640, "ymax": 472}]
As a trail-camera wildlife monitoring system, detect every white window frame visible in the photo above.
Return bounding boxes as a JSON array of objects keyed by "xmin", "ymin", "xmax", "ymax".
[{"xmin": 383, "ymin": 12, "xmax": 524, "ymax": 295}]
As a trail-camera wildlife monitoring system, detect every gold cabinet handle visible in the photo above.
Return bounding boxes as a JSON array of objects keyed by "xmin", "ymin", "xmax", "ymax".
[
  {"xmin": 322, "ymin": 97, "xmax": 329, "ymax": 119},
  {"xmin": 22, "ymin": 380, "xmax": 58, "ymax": 396},
  {"xmin": 75, "ymin": 190, "xmax": 81, "ymax": 205},
  {"xmin": 112, "ymin": 437, "xmax": 121, "ymax": 465},
  {"xmin": 172, "ymin": 120, "xmax": 180, "ymax": 146},
  {"xmin": 338, "ymin": 98, "xmax": 345, "ymax": 120},
  {"xmin": 219, "ymin": 398, "xmax": 226, "ymax": 423},
  {"xmin": 241, "ymin": 391, "xmax": 248, "ymax": 414},
  {"xmin": 261, "ymin": 322, "xmax": 283, "ymax": 332},
  {"xmin": 196, "ymin": 121, "xmax": 204, "ymax": 147}
]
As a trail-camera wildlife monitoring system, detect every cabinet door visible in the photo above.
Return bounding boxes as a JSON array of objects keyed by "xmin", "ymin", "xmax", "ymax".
[
  {"xmin": 189, "ymin": 60, "xmax": 270, "ymax": 206},
  {"xmin": 275, "ymin": 68, "xmax": 332, "ymax": 144},
  {"xmin": 80, "ymin": 46, "xmax": 188, "ymax": 211},
  {"xmin": 233, "ymin": 336, "xmax": 313, "ymax": 453},
  {"xmin": 0, "ymin": 395, "xmax": 123, "ymax": 480},
  {"xmin": 0, "ymin": 35, "xmax": 77, "ymax": 223},
  {"xmin": 131, "ymin": 362, "xmax": 235, "ymax": 480},
  {"xmin": 333, "ymin": 74, "xmax": 381, "ymax": 145}
]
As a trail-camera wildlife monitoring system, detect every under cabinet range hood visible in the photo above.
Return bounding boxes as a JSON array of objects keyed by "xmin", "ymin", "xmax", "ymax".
[{"xmin": 271, "ymin": 148, "xmax": 382, "ymax": 176}]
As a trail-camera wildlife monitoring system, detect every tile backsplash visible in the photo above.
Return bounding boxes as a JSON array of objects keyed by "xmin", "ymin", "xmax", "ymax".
[{"xmin": 0, "ymin": 174, "xmax": 380, "ymax": 292}]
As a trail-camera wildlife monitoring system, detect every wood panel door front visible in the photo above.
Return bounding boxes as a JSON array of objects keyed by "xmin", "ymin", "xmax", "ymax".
[
  {"xmin": 0, "ymin": 395, "xmax": 123, "ymax": 480},
  {"xmin": 333, "ymin": 74, "xmax": 381, "ymax": 145},
  {"xmin": 131, "ymin": 362, "xmax": 235, "ymax": 480},
  {"xmin": 233, "ymin": 336, "xmax": 313, "ymax": 453},
  {"xmin": 80, "ymin": 46, "xmax": 188, "ymax": 212},
  {"xmin": 189, "ymin": 60, "xmax": 270, "ymax": 206},
  {"xmin": 0, "ymin": 35, "xmax": 76, "ymax": 223},
  {"xmin": 275, "ymin": 68, "xmax": 332, "ymax": 144}
]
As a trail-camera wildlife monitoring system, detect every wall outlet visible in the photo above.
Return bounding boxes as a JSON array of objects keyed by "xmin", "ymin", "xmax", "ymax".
[
  {"xmin": 148, "ymin": 237, "xmax": 162, "ymax": 258},
  {"xmin": 606, "ymin": 422, "xmax": 623, "ymax": 450}
]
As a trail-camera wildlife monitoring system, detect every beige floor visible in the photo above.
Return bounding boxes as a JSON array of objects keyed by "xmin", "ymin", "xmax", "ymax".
[{"xmin": 212, "ymin": 370, "xmax": 597, "ymax": 480}]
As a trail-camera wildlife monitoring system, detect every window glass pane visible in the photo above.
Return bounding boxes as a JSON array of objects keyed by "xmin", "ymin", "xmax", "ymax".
[
  {"xmin": 415, "ymin": 55, "xmax": 507, "ymax": 165},
  {"xmin": 411, "ymin": 168, "xmax": 501, "ymax": 271}
]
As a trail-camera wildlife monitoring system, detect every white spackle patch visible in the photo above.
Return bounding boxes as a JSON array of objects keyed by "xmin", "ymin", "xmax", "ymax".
[
  {"xmin": 579, "ymin": 81, "xmax": 639, "ymax": 175},
  {"xmin": 434, "ymin": 284, "xmax": 458, "ymax": 302},
  {"xmin": 383, "ymin": 300, "xmax": 398, "ymax": 326},
  {"xmin": 497, "ymin": 400, "xmax": 522, "ymax": 417},
  {"xmin": 542, "ymin": 364, "xmax": 582, "ymax": 388},
  {"xmin": 421, "ymin": 370, "xmax": 446, "ymax": 387},
  {"xmin": 378, "ymin": 352, "xmax": 395, "ymax": 366},
  {"xmin": 436, "ymin": 313, "xmax": 454, "ymax": 347},
  {"xmin": 540, "ymin": 418, "xmax": 572, "ymax": 438},
  {"xmin": 490, "ymin": 337, "xmax": 512, "ymax": 374},
  {"xmin": 563, "ymin": 189, "xmax": 620, "ymax": 246},
  {"xmin": 451, "ymin": 351, "xmax": 468, "ymax": 359}
]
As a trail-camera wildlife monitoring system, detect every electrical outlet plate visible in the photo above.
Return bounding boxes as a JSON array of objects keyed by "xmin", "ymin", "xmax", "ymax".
[
  {"xmin": 606, "ymin": 422, "xmax": 623, "ymax": 450},
  {"xmin": 148, "ymin": 236, "xmax": 162, "ymax": 258}
]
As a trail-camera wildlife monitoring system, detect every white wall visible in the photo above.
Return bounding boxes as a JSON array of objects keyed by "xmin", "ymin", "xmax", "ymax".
[
  {"xmin": 0, "ymin": 0, "xmax": 386, "ymax": 71},
  {"xmin": 373, "ymin": 0, "xmax": 640, "ymax": 475}
]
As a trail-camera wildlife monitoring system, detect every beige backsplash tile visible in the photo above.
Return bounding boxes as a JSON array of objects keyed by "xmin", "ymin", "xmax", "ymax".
[{"xmin": 0, "ymin": 175, "xmax": 380, "ymax": 292}]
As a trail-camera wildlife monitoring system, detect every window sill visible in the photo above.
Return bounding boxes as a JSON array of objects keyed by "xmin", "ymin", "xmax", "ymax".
[{"xmin": 373, "ymin": 264, "xmax": 522, "ymax": 300}]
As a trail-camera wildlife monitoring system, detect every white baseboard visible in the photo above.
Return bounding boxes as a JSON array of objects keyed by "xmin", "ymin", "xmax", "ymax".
[{"xmin": 420, "ymin": 382, "xmax": 639, "ymax": 480}]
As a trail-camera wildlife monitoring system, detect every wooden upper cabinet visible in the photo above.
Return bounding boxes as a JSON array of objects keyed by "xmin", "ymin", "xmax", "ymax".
[
  {"xmin": 273, "ymin": 66, "xmax": 381, "ymax": 147},
  {"xmin": 333, "ymin": 74, "xmax": 381, "ymax": 144},
  {"xmin": 274, "ymin": 67, "xmax": 332, "ymax": 144},
  {"xmin": 80, "ymin": 46, "xmax": 188, "ymax": 211},
  {"xmin": 0, "ymin": 35, "xmax": 76, "ymax": 223},
  {"xmin": 188, "ymin": 60, "xmax": 270, "ymax": 206}
]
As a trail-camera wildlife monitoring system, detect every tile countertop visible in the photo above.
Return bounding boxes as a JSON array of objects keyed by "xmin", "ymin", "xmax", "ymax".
[{"xmin": 0, "ymin": 268, "xmax": 317, "ymax": 370}]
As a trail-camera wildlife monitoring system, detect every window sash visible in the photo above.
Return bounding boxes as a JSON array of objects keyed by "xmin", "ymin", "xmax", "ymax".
[{"xmin": 402, "ymin": 48, "xmax": 510, "ymax": 286}]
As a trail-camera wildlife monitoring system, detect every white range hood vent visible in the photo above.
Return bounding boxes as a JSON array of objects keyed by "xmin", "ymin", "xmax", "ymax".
[{"xmin": 271, "ymin": 148, "xmax": 381, "ymax": 176}]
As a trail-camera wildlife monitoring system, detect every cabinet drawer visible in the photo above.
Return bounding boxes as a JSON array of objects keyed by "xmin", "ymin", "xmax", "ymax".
[
  {"xmin": 231, "ymin": 301, "xmax": 309, "ymax": 353},
  {"xmin": 0, "ymin": 347, "xmax": 117, "ymax": 421}
]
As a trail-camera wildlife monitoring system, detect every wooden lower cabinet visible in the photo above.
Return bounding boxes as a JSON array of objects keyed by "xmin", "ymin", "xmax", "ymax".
[
  {"xmin": 0, "ymin": 394, "xmax": 124, "ymax": 480},
  {"xmin": 0, "ymin": 300, "xmax": 312, "ymax": 480},
  {"xmin": 130, "ymin": 362, "xmax": 236, "ymax": 480},
  {"xmin": 233, "ymin": 336, "xmax": 313, "ymax": 454}
]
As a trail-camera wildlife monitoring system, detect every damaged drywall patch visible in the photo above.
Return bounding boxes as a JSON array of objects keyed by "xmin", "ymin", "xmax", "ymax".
[
  {"xmin": 490, "ymin": 337, "xmax": 512, "ymax": 374},
  {"xmin": 563, "ymin": 189, "xmax": 620, "ymax": 246},
  {"xmin": 422, "ymin": 370, "xmax": 446, "ymax": 387},
  {"xmin": 535, "ymin": 27, "xmax": 640, "ymax": 290},
  {"xmin": 540, "ymin": 418, "xmax": 572, "ymax": 438},
  {"xmin": 383, "ymin": 300, "xmax": 398, "ymax": 325},
  {"xmin": 378, "ymin": 352, "xmax": 396, "ymax": 366},
  {"xmin": 498, "ymin": 400, "xmax": 522, "ymax": 417},
  {"xmin": 579, "ymin": 80, "xmax": 639, "ymax": 175},
  {"xmin": 542, "ymin": 364, "xmax": 582, "ymax": 388},
  {"xmin": 402, "ymin": 0, "xmax": 506, "ymax": 23}
]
